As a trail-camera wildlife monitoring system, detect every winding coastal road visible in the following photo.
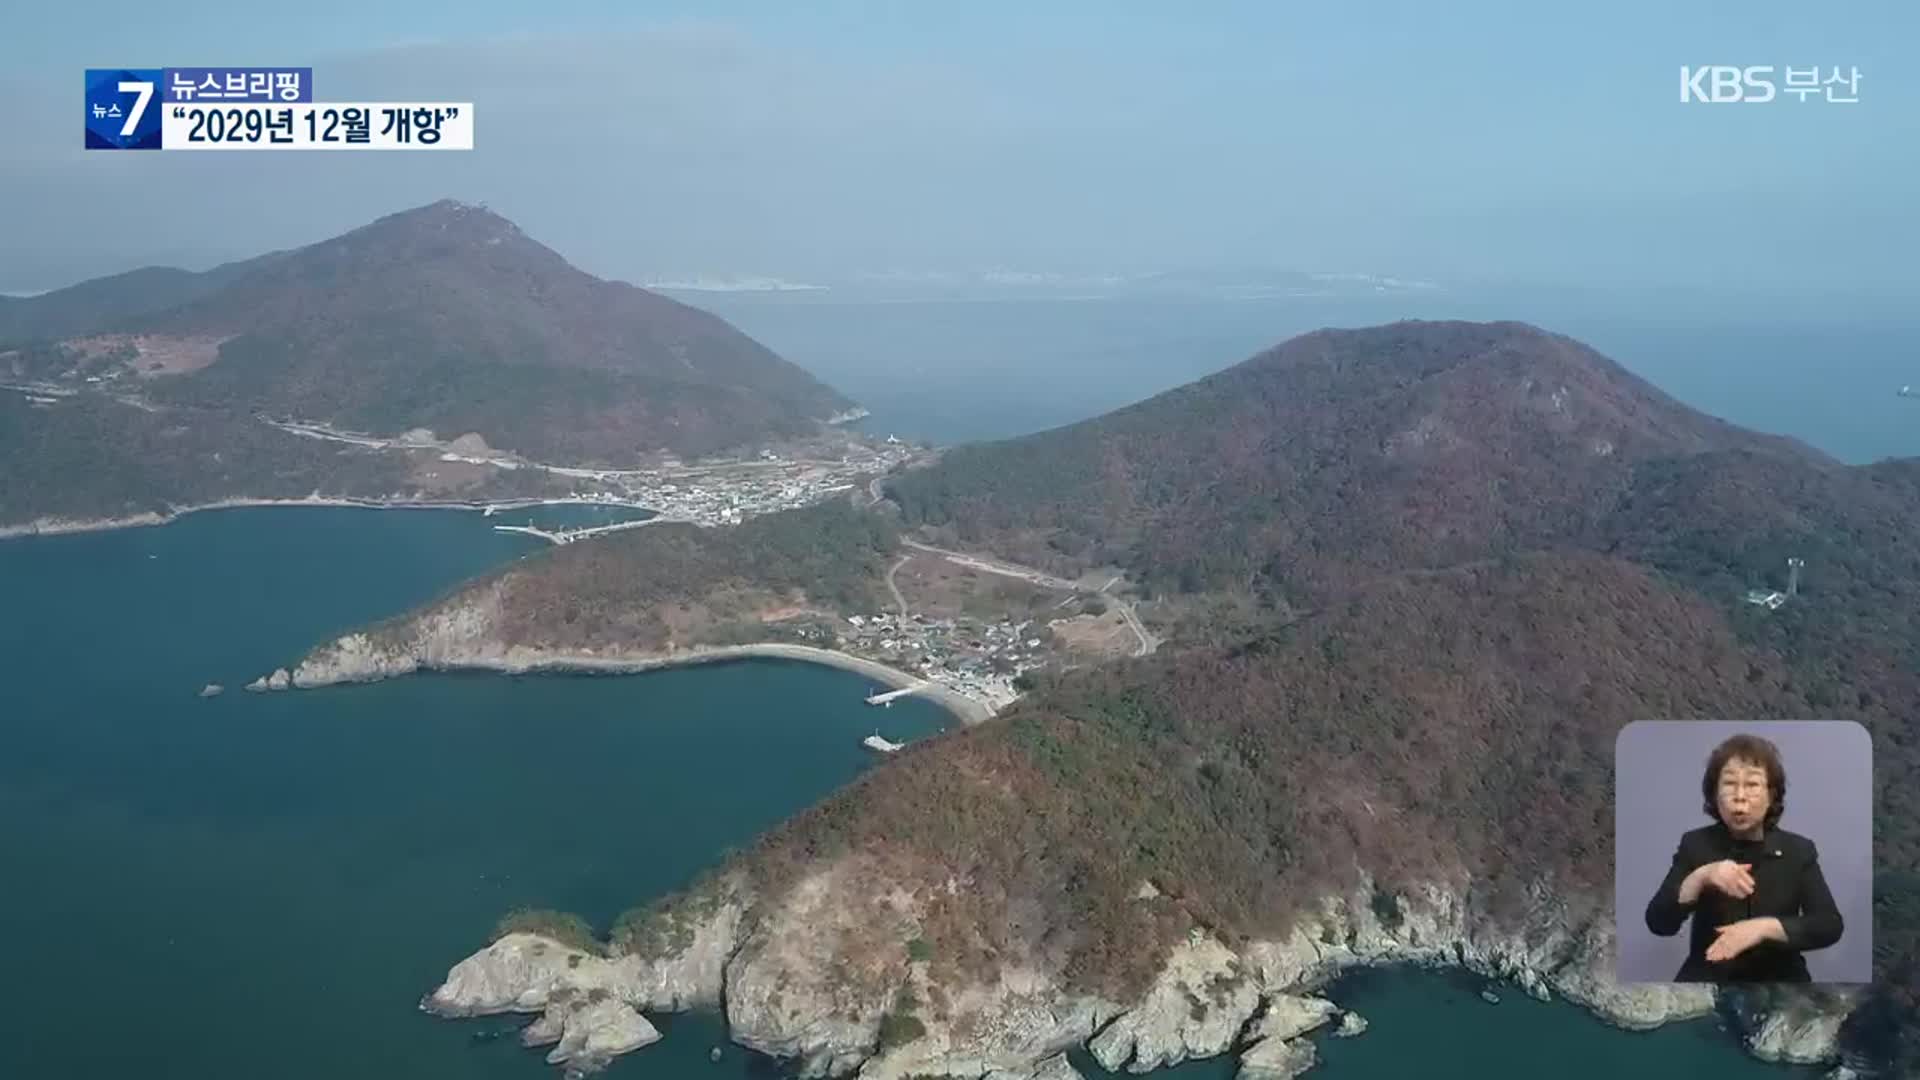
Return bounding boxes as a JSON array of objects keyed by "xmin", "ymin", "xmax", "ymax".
[
  {"xmin": 885, "ymin": 554, "xmax": 911, "ymax": 617},
  {"xmin": 1111, "ymin": 596, "xmax": 1159, "ymax": 656}
]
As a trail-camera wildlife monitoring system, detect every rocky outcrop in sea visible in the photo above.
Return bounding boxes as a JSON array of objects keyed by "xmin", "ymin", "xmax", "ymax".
[
  {"xmin": 422, "ymin": 867, "xmax": 1851, "ymax": 1079},
  {"xmin": 1231, "ymin": 994, "xmax": 1336, "ymax": 1080},
  {"xmin": 1724, "ymin": 985, "xmax": 1864, "ymax": 1066}
]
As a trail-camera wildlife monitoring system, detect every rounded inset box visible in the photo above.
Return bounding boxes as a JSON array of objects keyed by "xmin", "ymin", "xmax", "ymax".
[{"xmin": 1614, "ymin": 719, "xmax": 1872, "ymax": 984}]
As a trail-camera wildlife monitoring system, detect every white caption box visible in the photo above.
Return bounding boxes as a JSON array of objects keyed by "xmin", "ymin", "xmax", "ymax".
[{"xmin": 161, "ymin": 102, "xmax": 474, "ymax": 150}]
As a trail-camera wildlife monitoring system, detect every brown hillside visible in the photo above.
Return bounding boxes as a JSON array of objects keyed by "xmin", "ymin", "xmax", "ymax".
[
  {"xmin": 84, "ymin": 201, "xmax": 855, "ymax": 462},
  {"xmin": 891, "ymin": 320, "xmax": 1826, "ymax": 597}
]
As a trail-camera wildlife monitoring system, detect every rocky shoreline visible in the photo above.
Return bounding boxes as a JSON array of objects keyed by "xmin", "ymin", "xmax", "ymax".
[
  {"xmin": 274, "ymin": 580, "xmax": 1858, "ymax": 1078},
  {"xmin": 421, "ymin": 871, "xmax": 1855, "ymax": 1080},
  {"xmin": 258, "ymin": 611, "xmax": 997, "ymax": 726},
  {"xmin": 0, "ymin": 509, "xmax": 173, "ymax": 538}
]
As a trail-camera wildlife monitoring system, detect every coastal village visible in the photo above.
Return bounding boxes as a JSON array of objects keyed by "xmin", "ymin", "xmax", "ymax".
[
  {"xmin": 242, "ymin": 414, "xmax": 1084, "ymax": 723},
  {"xmin": 253, "ymin": 413, "xmax": 926, "ymax": 531},
  {"xmin": 495, "ymin": 434, "xmax": 1133, "ymax": 727},
  {"xmin": 108, "ymin": 395, "xmax": 1152, "ymax": 739},
  {"xmin": 804, "ymin": 607, "xmax": 1046, "ymax": 714},
  {"xmin": 758, "ymin": 549, "xmax": 1150, "ymax": 729},
  {"xmin": 524, "ymin": 435, "xmax": 918, "ymax": 527}
]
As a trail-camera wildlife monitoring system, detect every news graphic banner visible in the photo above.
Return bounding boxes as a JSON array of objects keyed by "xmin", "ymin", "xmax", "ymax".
[{"xmin": 85, "ymin": 67, "xmax": 472, "ymax": 149}]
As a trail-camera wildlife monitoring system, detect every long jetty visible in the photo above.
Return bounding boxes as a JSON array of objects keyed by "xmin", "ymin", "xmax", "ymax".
[
  {"xmin": 491, "ymin": 516, "xmax": 664, "ymax": 545},
  {"xmin": 866, "ymin": 682, "xmax": 930, "ymax": 705}
]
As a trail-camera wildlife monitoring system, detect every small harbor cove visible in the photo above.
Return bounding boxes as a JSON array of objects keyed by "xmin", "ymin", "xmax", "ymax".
[{"xmin": 0, "ymin": 506, "xmax": 1812, "ymax": 1079}]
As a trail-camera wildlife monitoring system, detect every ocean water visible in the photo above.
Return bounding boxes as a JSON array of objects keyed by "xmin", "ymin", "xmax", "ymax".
[
  {"xmin": 0, "ymin": 507, "xmax": 951, "ymax": 1078},
  {"xmin": 0, "ymin": 506, "xmax": 1809, "ymax": 1078}
]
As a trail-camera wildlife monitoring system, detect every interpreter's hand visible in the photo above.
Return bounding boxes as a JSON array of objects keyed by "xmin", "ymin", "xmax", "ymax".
[
  {"xmin": 1706, "ymin": 918, "xmax": 1772, "ymax": 963},
  {"xmin": 1701, "ymin": 859, "xmax": 1755, "ymax": 899}
]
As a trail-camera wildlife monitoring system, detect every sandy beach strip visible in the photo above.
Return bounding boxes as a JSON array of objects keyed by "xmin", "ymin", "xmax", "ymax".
[{"xmin": 401, "ymin": 643, "xmax": 997, "ymax": 726}]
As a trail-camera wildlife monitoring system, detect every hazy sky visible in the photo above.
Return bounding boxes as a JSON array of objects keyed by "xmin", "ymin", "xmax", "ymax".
[{"xmin": 1, "ymin": 2, "xmax": 1913, "ymax": 297}]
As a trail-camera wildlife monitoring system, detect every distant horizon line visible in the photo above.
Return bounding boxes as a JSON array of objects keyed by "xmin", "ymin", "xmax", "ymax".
[{"xmin": 3, "ymin": 268, "xmax": 1913, "ymax": 318}]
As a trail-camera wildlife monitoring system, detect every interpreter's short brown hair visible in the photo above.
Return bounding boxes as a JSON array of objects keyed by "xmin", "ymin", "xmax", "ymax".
[{"xmin": 1701, "ymin": 733, "xmax": 1787, "ymax": 829}]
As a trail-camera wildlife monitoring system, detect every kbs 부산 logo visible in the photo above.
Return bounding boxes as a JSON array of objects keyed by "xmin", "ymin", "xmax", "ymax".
[{"xmin": 1678, "ymin": 65, "xmax": 1862, "ymax": 104}]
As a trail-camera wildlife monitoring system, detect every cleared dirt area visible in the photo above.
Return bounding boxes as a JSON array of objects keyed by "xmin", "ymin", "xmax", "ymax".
[
  {"xmin": 67, "ymin": 333, "xmax": 227, "ymax": 376},
  {"xmin": 892, "ymin": 552, "xmax": 1068, "ymax": 621},
  {"xmin": 405, "ymin": 454, "xmax": 494, "ymax": 493},
  {"xmin": 757, "ymin": 603, "xmax": 839, "ymax": 623},
  {"xmin": 1045, "ymin": 609, "xmax": 1140, "ymax": 660}
]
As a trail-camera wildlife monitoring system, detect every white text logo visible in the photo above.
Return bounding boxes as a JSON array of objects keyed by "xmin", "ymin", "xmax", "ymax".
[{"xmin": 1680, "ymin": 65, "xmax": 1861, "ymax": 103}]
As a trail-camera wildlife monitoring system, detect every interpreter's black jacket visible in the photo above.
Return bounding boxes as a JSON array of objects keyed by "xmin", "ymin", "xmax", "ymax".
[{"xmin": 1644, "ymin": 823, "xmax": 1843, "ymax": 983}]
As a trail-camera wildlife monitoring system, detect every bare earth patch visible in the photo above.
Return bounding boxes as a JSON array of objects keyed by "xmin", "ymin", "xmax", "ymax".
[
  {"xmin": 894, "ymin": 553, "xmax": 1064, "ymax": 621},
  {"xmin": 406, "ymin": 454, "xmax": 493, "ymax": 493},
  {"xmin": 1046, "ymin": 610, "xmax": 1139, "ymax": 660},
  {"xmin": 66, "ymin": 333, "xmax": 228, "ymax": 377},
  {"xmin": 759, "ymin": 604, "xmax": 838, "ymax": 623}
]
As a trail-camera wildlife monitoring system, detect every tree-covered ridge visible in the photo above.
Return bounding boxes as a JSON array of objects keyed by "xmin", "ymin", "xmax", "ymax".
[
  {"xmin": 793, "ymin": 322, "xmax": 1919, "ymax": 1068},
  {"xmin": 711, "ymin": 540, "xmax": 1918, "ymax": 1069},
  {"xmin": 3, "ymin": 201, "xmax": 856, "ymax": 465},
  {"xmin": 157, "ymin": 330, "xmax": 823, "ymax": 465},
  {"xmin": 889, "ymin": 320, "xmax": 1822, "ymax": 598},
  {"xmin": 140, "ymin": 202, "xmax": 853, "ymax": 461},
  {"xmin": 882, "ymin": 322, "xmax": 1920, "ymax": 892},
  {"xmin": 419, "ymin": 322, "xmax": 1919, "ymax": 1069},
  {"xmin": 0, "ymin": 262, "xmax": 257, "ymax": 345},
  {"xmin": 732, "ymin": 554, "xmax": 1851, "ymax": 995}
]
